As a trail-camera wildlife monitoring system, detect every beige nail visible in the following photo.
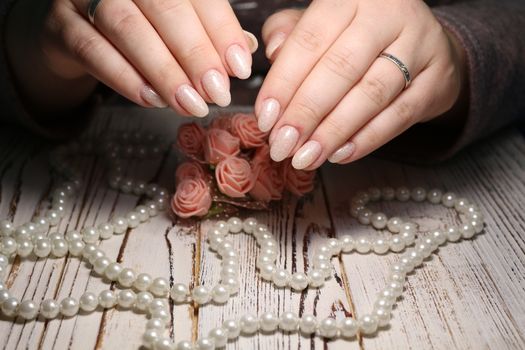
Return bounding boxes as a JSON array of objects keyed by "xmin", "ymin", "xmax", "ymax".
[
  {"xmin": 175, "ymin": 84, "xmax": 209, "ymax": 118},
  {"xmin": 202, "ymin": 69, "xmax": 231, "ymax": 107},
  {"xmin": 243, "ymin": 30, "xmax": 259, "ymax": 54},
  {"xmin": 265, "ymin": 32, "xmax": 286, "ymax": 60},
  {"xmin": 292, "ymin": 140, "xmax": 322, "ymax": 170},
  {"xmin": 328, "ymin": 142, "xmax": 355, "ymax": 163},
  {"xmin": 270, "ymin": 126, "xmax": 299, "ymax": 162},
  {"xmin": 258, "ymin": 98, "xmax": 280, "ymax": 132},
  {"xmin": 140, "ymin": 85, "xmax": 167, "ymax": 108},
  {"xmin": 226, "ymin": 44, "xmax": 252, "ymax": 80}
]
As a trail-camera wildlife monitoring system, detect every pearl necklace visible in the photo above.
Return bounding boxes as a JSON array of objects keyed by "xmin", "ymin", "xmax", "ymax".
[{"xmin": 0, "ymin": 137, "xmax": 485, "ymax": 350}]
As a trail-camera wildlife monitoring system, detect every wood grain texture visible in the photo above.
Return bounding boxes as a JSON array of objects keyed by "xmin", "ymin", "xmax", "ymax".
[{"xmin": 0, "ymin": 107, "xmax": 524, "ymax": 350}]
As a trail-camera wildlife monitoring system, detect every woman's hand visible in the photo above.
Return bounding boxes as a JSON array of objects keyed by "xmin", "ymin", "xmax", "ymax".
[
  {"xmin": 256, "ymin": 1, "xmax": 467, "ymax": 170},
  {"xmin": 38, "ymin": 0, "xmax": 257, "ymax": 116}
]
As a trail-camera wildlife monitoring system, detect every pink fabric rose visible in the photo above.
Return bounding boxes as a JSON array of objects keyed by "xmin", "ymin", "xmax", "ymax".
[
  {"xmin": 249, "ymin": 161, "xmax": 285, "ymax": 202},
  {"xmin": 175, "ymin": 161, "xmax": 206, "ymax": 184},
  {"xmin": 231, "ymin": 113, "xmax": 268, "ymax": 148},
  {"xmin": 171, "ymin": 178, "xmax": 212, "ymax": 218},
  {"xmin": 215, "ymin": 156, "xmax": 255, "ymax": 198},
  {"xmin": 176, "ymin": 122, "xmax": 206, "ymax": 157},
  {"xmin": 251, "ymin": 144, "xmax": 270, "ymax": 166},
  {"xmin": 204, "ymin": 129, "xmax": 241, "ymax": 165},
  {"xmin": 284, "ymin": 161, "xmax": 316, "ymax": 196},
  {"xmin": 209, "ymin": 115, "xmax": 232, "ymax": 131}
]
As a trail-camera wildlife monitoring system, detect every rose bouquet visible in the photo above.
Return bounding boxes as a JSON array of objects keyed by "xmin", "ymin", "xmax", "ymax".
[{"xmin": 171, "ymin": 113, "xmax": 316, "ymax": 218}]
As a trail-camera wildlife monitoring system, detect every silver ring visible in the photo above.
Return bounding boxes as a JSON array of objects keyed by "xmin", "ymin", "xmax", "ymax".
[
  {"xmin": 379, "ymin": 52, "xmax": 411, "ymax": 89},
  {"xmin": 88, "ymin": 0, "xmax": 102, "ymax": 25}
]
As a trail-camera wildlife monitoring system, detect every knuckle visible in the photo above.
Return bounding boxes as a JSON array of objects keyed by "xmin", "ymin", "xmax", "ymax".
[
  {"xmin": 393, "ymin": 100, "xmax": 416, "ymax": 126},
  {"xmin": 359, "ymin": 76, "xmax": 390, "ymax": 108},
  {"xmin": 179, "ymin": 42, "xmax": 210, "ymax": 62},
  {"xmin": 149, "ymin": 0, "xmax": 186, "ymax": 14},
  {"xmin": 70, "ymin": 34, "xmax": 101, "ymax": 61},
  {"xmin": 155, "ymin": 61, "xmax": 180, "ymax": 87},
  {"xmin": 321, "ymin": 118, "xmax": 347, "ymax": 140},
  {"xmin": 292, "ymin": 96, "xmax": 321, "ymax": 125},
  {"xmin": 292, "ymin": 26, "xmax": 324, "ymax": 53},
  {"xmin": 108, "ymin": 9, "xmax": 141, "ymax": 37},
  {"xmin": 322, "ymin": 48, "xmax": 360, "ymax": 82}
]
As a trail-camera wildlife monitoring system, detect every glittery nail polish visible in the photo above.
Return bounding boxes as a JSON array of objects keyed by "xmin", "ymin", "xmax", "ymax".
[
  {"xmin": 328, "ymin": 142, "xmax": 355, "ymax": 163},
  {"xmin": 270, "ymin": 126, "xmax": 299, "ymax": 162},
  {"xmin": 175, "ymin": 84, "xmax": 209, "ymax": 118},
  {"xmin": 292, "ymin": 140, "xmax": 322, "ymax": 169},
  {"xmin": 226, "ymin": 44, "xmax": 252, "ymax": 80},
  {"xmin": 257, "ymin": 98, "xmax": 280, "ymax": 132},
  {"xmin": 141, "ymin": 85, "xmax": 167, "ymax": 108},
  {"xmin": 202, "ymin": 70, "xmax": 231, "ymax": 107}
]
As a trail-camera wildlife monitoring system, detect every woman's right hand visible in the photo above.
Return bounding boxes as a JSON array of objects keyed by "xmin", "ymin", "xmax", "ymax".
[{"xmin": 41, "ymin": 0, "xmax": 258, "ymax": 116}]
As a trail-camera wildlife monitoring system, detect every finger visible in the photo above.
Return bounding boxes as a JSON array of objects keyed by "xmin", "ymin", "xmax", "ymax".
[
  {"xmin": 271, "ymin": 19, "xmax": 399, "ymax": 164},
  {"xmin": 76, "ymin": 0, "xmax": 209, "ymax": 117},
  {"xmin": 291, "ymin": 37, "xmax": 430, "ymax": 170},
  {"xmin": 192, "ymin": 0, "xmax": 254, "ymax": 80},
  {"xmin": 331, "ymin": 67, "xmax": 439, "ymax": 165},
  {"xmin": 134, "ymin": 0, "xmax": 231, "ymax": 107},
  {"xmin": 60, "ymin": 7, "xmax": 163, "ymax": 108},
  {"xmin": 262, "ymin": 9, "xmax": 303, "ymax": 61},
  {"xmin": 255, "ymin": 1, "xmax": 357, "ymax": 133}
]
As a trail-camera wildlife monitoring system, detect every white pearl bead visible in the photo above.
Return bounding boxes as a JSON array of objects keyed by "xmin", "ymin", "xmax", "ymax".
[
  {"xmin": 355, "ymin": 237, "xmax": 371, "ymax": 254},
  {"xmin": 390, "ymin": 263, "xmax": 407, "ymax": 276},
  {"xmin": 89, "ymin": 249, "xmax": 105, "ymax": 265},
  {"xmin": 153, "ymin": 337, "xmax": 173, "ymax": 350},
  {"xmin": 240, "ymin": 314, "xmax": 259, "ymax": 334},
  {"xmin": 146, "ymin": 201, "xmax": 159, "ymax": 217},
  {"xmin": 34, "ymin": 238, "xmax": 52, "ymax": 258},
  {"xmin": 374, "ymin": 297, "xmax": 394, "ymax": 311},
  {"xmin": 60, "ymin": 297, "xmax": 79, "ymax": 317},
  {"xmin": 358, "ymin": 208, "xmax": 373, "ymax": 225},
  {"xmin": 308, "ymin": 269, "xmax": 325, "ymax": 288},
  {"xmin": 142, "ymin": 329, "xmax": 161, "ymax": 348},
  {"xmin": 150, "ymin": 277, "xmax": 169, "ymax": 297},
  {"xmin": 400, "ymin": 230, "xmax": 416, "ymax": 245},
  {"xmin": 81, "ymin": 227, "xmax": 100, "ymax": 243},
  {"xmin": 259, "ymin": 312, "xmax": 279, "ymax": 332},
  {"xmin": 48, "ymin": 232, "xmax": 63, "ymax": 242},
  {"xmin": 208, "ymin": 327, "xmax": 228, "ymax": 347},
  {"xmin": 46, "ymin": 210, "xmax": 61, "ymax": 226},
  {"xmin": 259, "ymin": 264, "xmax": 276, "ymax": 281},
  {"xmin": 227, "ymin": 217, "xmax": 243, "ymax": 233},
  {"xmin": 126, "ymin": 212, "xmax": 140, "ymax": 228},
  {"xmin": 427, "ymin": 188, "xmax": 443, "ymax": 204},
  {"xmin": 445, "ymin": 226, "xmax": 461, "ymax": 242},
  {"xmin": 279, "ymin": 311, "xmax": 299, "ymax": 332},
  {"xmin": 368, "ymin": 187, "xmax": 382, "ymax": 201},
  {"xmin": 112, "ymin": 217, "xmax": 128, "ymax": 234},
  {"xmin": 373, "ymin": 238, "xmax": 390, "ymax": 254},
  {"xmin": 243, "ymin": 217, "xmax": 258, "ymax": 234},
  {"xmin": 1, "ymin": 237, "xmax": 17, "ymax": 255},
  {"xmin": 68, "ymin": 239, "xmax": 85, "ymax": 256},
  {"xmin": 135, "ymin": 205, "xmax": 149, "ymax": 222},
  {"xmin": 359, "ymin": 314, "xmax": 379, "ymax": 334},
  {"xmin": 374, "ymin": 307, "xmax": 391, "ymax": 327},
  {"xmin": 350, "ymin": 203, "xmax": 365, "ymax": 218},
  {"xmin": 371, "ymin": 213, "xmax": 388, "ymax": 229},
  {"xmin": 0, "ymin": 220, "xmax": 14, "ymax": 236},
  {"xmin": 299, "ymin": 314, "xmax": 317, "ymax": 334},
  {"xmin": 2, "ymin": 297, "xmax": 19, "ymax": 317},
  {"xmin": 175, "ymin": 341, "xmax": 193, "ymax": 350},
  {"xmin": 339, "ymin": 317, "xmax": 358, "ymax": 338},
  {"xmin": 387, "ymin": 217, "xmax": 403, "ymax": 233},
  {"xmin": 454, "ymin": 197, "xmax": 469, "ymax": 212},
  {"xmin": 146, "ymin": 318, "xmax": 166, "ymax": 330},
  {"xmin": 51, "ymin": 238, "xmax": 68, "ymax": 257},
  {"xmin": 386, "ymin": 281, "xmax": 404, "ymax": 297},
  {"xmin": 431, "ymin": 230, "xmax": 447, "ymax": 246},
  {"xmin": 118, "ymin": 268, "xmax": 136, "ymax": 287},
  {"xmin": 389, "ymin": 236, "xmax": 405, "ymax": 252},
  {"xmin": 411, "ymin": 187, "xmax": 426, "ymax": 202},
  {"xmin": 290, "ymin": 272, "xmax": 309, "ymax": 291},
  {"xmin": 148, "ymin": 299, "xmax": 168, "ymax": 314},
  {"xmin": 80, "ymin": 292, "xmax": 99, "ymax": 312},
  {"xmin": 0, "ymin": 289, "xmax": 10, "ymax": 304},
  {"xmin": 399, "ymin": 256, "xmax": 416, "ymax": 273},
  {"xmin": 99, "ymin": 290, "xmax": 117, "ymax": 308},
  {"xmin": 195, "ymin": 337, "xmax": 215, "ymax": 350},
  {"xmin": 339, "ymin": 235, "xmax": 354, "ymax": 252},
  {"xmin": 272, "ymin": 268, "xmax": 290, "ymax": 288},
  {"xmin": 326, "ymin": 238, "xmax": 342, "ymax": 255},
  {"xmin": 16, "ymin": 238, "xmax": 33, "ymax": 258},
  {"xmin": 170, "ymin": 283, "xmax": 189, "ymax": 303},
  {"xmin": 135, "ymin": 291, "xmax": 154, "ymax": 311},
  {"xmin": 98, "ymin": 223, "xmax": 114, "ymax": 240},
  {"xmin": 441, "ymin": 192, "xmax": 456, "ymax": 207},
  {"xmin": 134, "ymin": 273, "xmax": 153, "ymax": 291},
  {"xmin": 0, "ymin": 254, "xmax": 8, "ymax": 267},
  {"xmin": 40, "ymin": 299, "xmax": 60, "ymax": 319},
  {"xmin": 415, "ymin": 243, "xmax": 432, "ymax": 258},
  {"xmin": 459, "ymin": 223, "xmax": 475, "ymax": 239},
  {"xmin": 211, "ymin": 284, "xmax": 230, "ymax": 304},
  {"xmin": 407, "ymin": 250, "xmax": 423, "ymax": 267},
  {"xmin": 150, "ymin": 308, "xmax": 170, "ymax": 322},
  {"xmin": 192, "ymin": 286, "xmax": 211, "ymax": 304},
  {"xmin": 318, "ymin": 318, "xmax": 338, "ymax": 338},
  {"xmin": 223, "ymin": 319, "xmax": 241, "ymax": 339},
  {"xmin": 381, "ymin": 186, "xmax": 395, "ymax": 200},
  {"xmin": 18, "ymin": 300, "xmax": 38, "ymax": 320},
  {"xmin": 395, "ymin": 187, "xmax": 411, "ymax": 201},
  {"xmin": 93, "ymin": 257, "xmax": 110, "ymax": 275},
  {"xmin": 222, "ymin": 277, "xmax": 239, "ymax": 295},
  {"xmin": 256, "ymin": 255, "xmax": 274, "ymax": 269}
]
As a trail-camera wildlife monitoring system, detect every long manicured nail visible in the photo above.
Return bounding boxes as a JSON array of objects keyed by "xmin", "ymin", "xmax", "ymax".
[
  {"xmin": 244, "ymin": 30, "xmax": 259, "ymax": 54},
  {"xmin": 328, "ymin": 142, "xmax": 355, "ymax": 163},
  {"xmin": 226, "ymin": 44, "xmax": 252, "ymax": 79},
  {"xmin": 141, "ymin": 85, "xmax": 167, "ymax": 108},
  {"xmin": 175, "ymin": 84, "xmax": 209, "ymax": 118},
  {"xmin": 265, "ymin": 32, "xmax": 286, "ymax": 60},
  {"xmin": 292, "ymin": 140, "xmax": 322, "ymax": 170},
  {"xmin": 258, "ymin": 98, "xmax": 280, "ymax": 132},
  {"xmin": 202, "ymin": 69, "xmax": 231, "ymax": 107},
  {"xmin": 270, "ymin": 126, "xmax": 299, "ymax": 162}
]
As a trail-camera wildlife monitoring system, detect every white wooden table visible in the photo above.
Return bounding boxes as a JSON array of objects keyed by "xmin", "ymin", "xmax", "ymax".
[{"xmin": 1, "ymin": 107, "xmax": 524, "ymax": 350}]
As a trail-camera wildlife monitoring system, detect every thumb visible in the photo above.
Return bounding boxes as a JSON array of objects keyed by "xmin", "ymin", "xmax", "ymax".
[{"xmin": 262, "ymin": 9, "xmax": 304, "ymax": 62}]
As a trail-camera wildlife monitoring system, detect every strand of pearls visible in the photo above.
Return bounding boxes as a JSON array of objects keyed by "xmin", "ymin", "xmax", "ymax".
[{"xmin": 0, "ymin": 138, "xmax": 485, "ymax": 350}]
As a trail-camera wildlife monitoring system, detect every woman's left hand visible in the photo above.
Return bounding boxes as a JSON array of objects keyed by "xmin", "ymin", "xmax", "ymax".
[{"xmin": 255, "ymin": 1, "xmax": 467, "ymax": 170}]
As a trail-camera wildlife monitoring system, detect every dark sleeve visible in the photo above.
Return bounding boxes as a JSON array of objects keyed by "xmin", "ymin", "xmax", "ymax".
[{"xmin": 385, "ymin": 0, "xmax": 525, "ymax": 162}]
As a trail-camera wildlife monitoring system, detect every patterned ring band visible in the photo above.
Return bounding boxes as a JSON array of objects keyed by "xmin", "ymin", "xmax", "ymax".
[
  {"xmin": 379, "ymin": 52, "xmax": 412, "ymax": 89},
  {"xmin": 87, "ymin": 0, "xmax": 103, "ymax": 25}
]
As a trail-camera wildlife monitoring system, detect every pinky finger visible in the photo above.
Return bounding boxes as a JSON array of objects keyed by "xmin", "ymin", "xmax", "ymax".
[
  {"xmin": 61, "ymin": 11, "xmax": 169, "ymax": 110},
  {"xmin": 329, "ymin": 69, "xmax": 440, "ymax": 165}
]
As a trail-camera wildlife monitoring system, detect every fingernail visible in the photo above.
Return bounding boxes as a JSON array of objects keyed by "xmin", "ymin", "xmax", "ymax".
[
  {"xmin": 258, "ymin": 98, "xmax": 280, "ymax": 132},
  {"xmin": 243, "ymin": 30, "xmax": 259, "ymax": 54},
  {"xmin": 270, "ymin": 126, "xmax": 299, "ymax": 162},
  {"xmin": 328, "ymin": 142, "xmax": 355, "ymax": 163},
  {"xmin": 265, "ymin": 32, "xmax": 286, "ymax": 60},
  {"xmin": 141, "ymin": 85, "xmax": 167, "ymax": 108},
  {"xmin": 292, "ymin": 140, "xmax": 322, "ymax": 170},
  {"xmin": 226, "ymin": 44, "xmax": 252, "ymax": 79},
  {"xmin": 202, "ymin": 69, "xmax": 231, "ymax": 107},
  {"xmin": 175, "ymin": 84, "xmax": 209, "ymax": 118}
]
